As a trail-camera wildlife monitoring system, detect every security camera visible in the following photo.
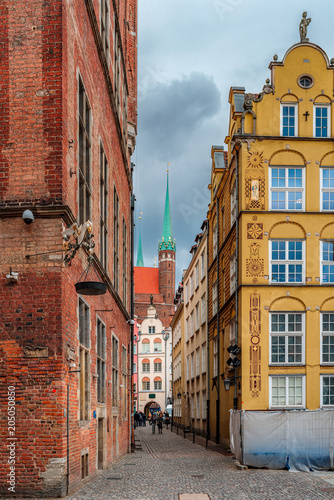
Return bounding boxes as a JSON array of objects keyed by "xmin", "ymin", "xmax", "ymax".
[{"xmin": 22, "ymin": 210, "xmax": 35, "ymax": 225}]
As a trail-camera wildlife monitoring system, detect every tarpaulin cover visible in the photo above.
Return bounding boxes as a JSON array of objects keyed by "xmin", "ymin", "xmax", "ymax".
[{"xmin": 229, "ymin": 409, "xmax": 334, "ymax": 471}]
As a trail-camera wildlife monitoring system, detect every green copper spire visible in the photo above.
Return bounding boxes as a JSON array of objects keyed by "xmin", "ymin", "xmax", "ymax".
[
  {"xmin": 158, "ymin": 168, "xmax": 176, "ymax": 252},
  {"xmin": 136, "ymin": 214, "xmax": 144, "ymax": 266}
]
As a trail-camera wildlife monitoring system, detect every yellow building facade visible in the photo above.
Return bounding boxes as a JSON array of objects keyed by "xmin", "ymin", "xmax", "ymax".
[{"xmin": 208, "ymin": 41, "xmax": 334, "ymax": 445}]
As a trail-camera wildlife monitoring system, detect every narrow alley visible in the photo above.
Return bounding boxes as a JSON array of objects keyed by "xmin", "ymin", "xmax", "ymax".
[{"xmin": 40, "ymin": 425, "xmax": 334, "ymax": 500}]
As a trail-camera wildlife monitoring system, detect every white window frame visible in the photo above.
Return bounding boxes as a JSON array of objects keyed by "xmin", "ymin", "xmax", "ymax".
[
  {"xmin": 154, "ymin": 380, "xmax": 162, "ymax": 391},
  {"xmin": 213, "ymin": 222, "xmax": 218, "ymax": 257},
  {"xmin": 195, "ymin": 303, "xmax": 200, "ymax": 331},
  {"xmin": 141, "ymin": 342, "xmax": 150, "ymax": 354},
  {"xmin": 320, "ymin": 240, "xmax": 334, "ymax": 284},
  {"xmin": 230, "ymin": 253, "xmax": 236, "ymax": 295},
  {"xmin": 314, "ymin": 104, "xmax": 330, "ymax": 138},
  {"xmin": 148, "ymin": 326, "xmax": 156, "ymax": 334},
  {"xmin": 154, "ymin": 362, "xmax": 162, "ymax": 372},
  {"xmin": 269, "ymin": 375, "xmax": 305, "ymax": 408},
  {"xmin": 269, "ymin": 312, "xmax": 305, "ymax": 365},
  {"xmin": 190, "ymin": 273, "xmax": 194, "ymax": 298},
  {"xmin": 186, "ymin": 355, "xmax": 190, "ymax": 381},
  {"xmin": 202, "ymin": 343, "xmax": 206, "ymax": 373},
  {"xmin": 320, "ymin": 375, "xmax": 334, "ymax": 407},
  {"xmin": 153, "ymin": 339, "xmax": 162, "ymax": 353},
  {"xmin": 212, "ymin": 280, "xmax": 218, "ymax": 316},
  {"xmin": 190, "ymin": 312, "xmax": 194, "ymax": 338},
  {"xmin": 202, "ymin": 391, "xmax": 206, "ymax": 419},
  {"xmin": 190, "ymin": 352, "xmax": 194, "ymax": 379},
  {"xmin": 186, "ymin": 317, "xmax": 189, "ymax": 343},
  {"xmin": 195, "ymin": 262, "xmax": 199, "ymax": 290},
  {"xmin": 201, "ymin": 294, "xmax": 206, "ymax": 325},
  {"xmin": 269, "ymin": 166, "xmax": 305, "ymax": 211},
  {"xmin": 196, "ymin": 348, "xmax": 200, "ymax": 377},
  {"xmin": 201, "ymin": 251, "xmax": 205, "ymax": 280},
  {"xmin": 321, "ymin": 312, "xmax": 334, "ymax": 364},
  {"xmin": 320, "ymin": 167, "xmax": 334, "ymax": 212},
  {"xmin": 185, "ymin": 282, "xmax": 189, "ymax": 304},
  {"xmin": 142, "ymin": 362, "xmax": 150, "ymax": 373},
  {"xmin": 269, "ymin": 240, "xmax": 305, "ymax": 285},
  {"xmin": 196, "ymin": 393, "xmax": 200, "ymax": 419},
  {"xmin": 280, "ymin": 103, "xmax": 298, "ymax": 137}
]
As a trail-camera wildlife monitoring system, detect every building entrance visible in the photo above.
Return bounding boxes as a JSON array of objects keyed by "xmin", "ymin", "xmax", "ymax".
[{"xmin": 145, "ymin": 401, "xmax": 161, "ymax": 417}]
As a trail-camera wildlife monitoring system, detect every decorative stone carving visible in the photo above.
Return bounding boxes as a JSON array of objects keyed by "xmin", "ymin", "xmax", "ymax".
[{"xmin": 23, "ymin": 346, "xmax": 48, "ymax": 358}]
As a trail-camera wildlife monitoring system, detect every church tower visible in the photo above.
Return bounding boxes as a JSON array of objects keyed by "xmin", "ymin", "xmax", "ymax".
[{"xmin": 158, "ymin": 170, "xmax": 176, "ymax": 304}]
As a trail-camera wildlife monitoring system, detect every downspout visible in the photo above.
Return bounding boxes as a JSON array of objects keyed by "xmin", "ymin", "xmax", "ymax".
[
  {"xmin": 66, "ymin": 382, "xmax": 69, "ymax": 495},
  {"xmin": 130, "ymin": 167, "xmax": 135, "ymax": 452},
  {"xmin": 234, "ymin": 146, "xmax": 240, "ymax": 410},
  {"xmin": 206, "ymin": 224, "xmax": 210, "ymax": 447},
  {"xmin": 216, "ymin": 196, "xmax": 220, "ymax": 444}
]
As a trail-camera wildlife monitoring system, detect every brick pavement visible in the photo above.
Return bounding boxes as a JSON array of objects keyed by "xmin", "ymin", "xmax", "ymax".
[{"xmin": 6, "ymin": 424, "xmax": 334, "ymax": 500}]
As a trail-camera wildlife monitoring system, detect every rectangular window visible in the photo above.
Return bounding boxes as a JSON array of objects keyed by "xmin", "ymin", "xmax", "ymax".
[
  {"xmin": 321, "ymin": 168, "xmax": 334, "ymax": 211},
  {"xmin": 212, "ymin": 280, "xmax": 217, "ymax": 316},
  {"xmin": 101, "ymin": 0, "xmax": 109, "ymax": 60},
  {"xmin": 190, "ymin": 312, "xmax": 194, "ymax": 338},
  {"xmin": 186, "ymin": 356, "xmax": 190, "ymax": 381},
  {"xmin": 154, "ymin": 362, "xmax": 162, "ymax": 372},
  {"xmin": 213, "ymin": 222, "xmax": 218, "ymax": 257},
  {"xmin": 148, "ymin": 326, "xmax": 156, "ymax": 334},
  {"xmin": 270, "ymin": 313, "xmax": 304, "ymax": 364},
  {"xmin": 154, "ymin": 341, "xmax": 162, "ymax": 353},
  {"xmin": 195, "ymin": 262, "xmax": 199, "ymax": 289},
  {"xmin": 202, "ymin": 391, "xmax": 206, "ymax": 419},
  {"xmin": 270, "ymin": 240, "xmax": 304, "ymax": 284},
  {"xmin": 314, "ymin": 105, "xmax": 330, "ymax": 138},
  {"xmin": 142, "ymin": 380, "xmax": 150, "ymax": 391},
  {"xmin": 321, "ymin": 375, "xmax": 334, "ymax": 406},
  {"xmin": 196, "ymin": 393, "xmax": 200, "ymax": 419},
  {"xmin": 201, "ymin": 294, "xmax": 206, "ymax": 325},
  {"xmin": 186, "ymin": 317, "xmax": 189, "ymax": 342},
  {"xmin": 270, "ymin": 375, "xmax": 305, "ymax": 407},
  {"xmin": 79, "ymin": 300, "xmax": 90, "ymax": 420},
  {"xmin": 81, "ymin": 453, "xmax": 89, "ymax": 479},
  {"xmin": 281, "ymin": 104, "xmax": 297, "ymax": 137},
  {"xmin": 196, "ymin": 348, "xmax": 200, "ymax": 377},
  {"xmin": 185, "ymin": 282, "xmax": 189, "ymax": 304},
  {"xmin": 133, "ymin": 343, "xmax": 137, "ymax": 355},
  {"xmin": 154, "ymin": 380, "xmax": 162, "ymax": 390},
  {"xmin": 213, "ymin": 336, "xmax": 218, "ymax": 377},
  {"xmin": 202, "ymin": 342, "xmax": 206, "ymax": 373},
  {"xmin": 190, "ymin": 273, "xmax": 194, "ymax": 298},
  {"xmin": 230, "ymin": 253, "xmax": 236, "ymax": 295},
  {"xmin": 112, "ymin": 336, "xmax": 119, "ymax": 407},
  {"xmin": 231, "ymin": 183, "xmax": 236, "ymax": 225},
  {"xmin": 195, "ymin": 303, "xmax": 199, "ymax": 331},
  {"xmin": 78, "ymin": 78, "xmax": 91, "ymax": 224},
  {"xmin": 142, "ymin": 342, "xmax": 150, "ymax": 354},
  {"xmin": 122, "ymin": 346, "xmax": 127, "ymax": 418},
  {"xmin": 230, "ymin": 319, "xmax": 236, "ymax": 342},
  {"xmin": 100, "ymin": 145, "xmax": 108, "ymax": 269},
  {"xmin": 114, "ymin": 187, "xmax": 119, "ymax": 292},
  {"xmin": 133, "ymin": 362, "xmax": 137, "ymax": 374},
  {"xmin": 321, "ymin": 241, "xmax": 334, "ymax": 283},
  {"xmin": 321, "ymin": 313, "xmax": 334, "ymax": 364},
  {"xmin": 97, "ymin": 319, "xmax": 106, "ymax": 403},
  {"xmin": 270, "ymin": 167, "xmax": 304, "ymax": 211},
  {"xmin": 142, "ymin": 362, "xmax": 150, "ymax": 372},
  {"xmin": 114, "ymin": 31, "xmax": 121, "ymax": 113},
  {"xmin": 123, "ymin": 219, "xmax": 127, "ymax": 308},
  {"xmin": 201, "ymin": 251, "xmax": 205, "ymax": 280},
  {"xmin": 191, "ymin": 352, "xmax": 194, "ymax": 379}
]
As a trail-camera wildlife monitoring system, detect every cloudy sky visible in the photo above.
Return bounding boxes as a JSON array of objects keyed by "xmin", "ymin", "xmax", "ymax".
[{"xmin": 133, "ymin": 0, "xmax": 334, "ymax": 284}]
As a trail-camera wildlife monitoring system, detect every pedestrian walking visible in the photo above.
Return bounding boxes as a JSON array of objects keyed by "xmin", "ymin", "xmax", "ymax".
[
  {"xmin": 134, "ymin": 411, "xmax": 140, "ymax": 428},
  {"xmin": 139, "ymin": 412, "xmax": 143, "ymax": 427},
  {"xmin": 151, "ymin": 412, "xmax": 157, "ymax": 434},
  {"xmin": 142, "ymin": 412, "xmax": 147, "ymax": 427},
  {"xmin": 164, "ymin": 411, "xmax": 170, "ymax": 429},
  {"xmin": 157, "ymin": 412, "xmax": 163, "ymax": 434}
]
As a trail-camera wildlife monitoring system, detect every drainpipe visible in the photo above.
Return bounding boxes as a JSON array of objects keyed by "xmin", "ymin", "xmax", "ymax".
[
  {"xmin": 216, "ymin": 197, "xmax": 220, "ymax": 444},
  {"xmin": 130, "ymin": 167, "xmax": 135, "ymax": 452},
  {"xmin": 206, "ymin": 224, "xmax": 210, "ymax": 448},
  {"xmin": 234, "ymin": 146, "xmax": 240, "ymax": 409},
  {"xmin": 66, "ymin": 382, "xmax": 69, "ymax": 495}
]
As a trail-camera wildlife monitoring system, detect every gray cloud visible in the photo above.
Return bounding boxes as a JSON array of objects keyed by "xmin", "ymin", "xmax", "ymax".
[{"xmin": 139, "ymin": 72, "xmax": 221, "ymax": 160}]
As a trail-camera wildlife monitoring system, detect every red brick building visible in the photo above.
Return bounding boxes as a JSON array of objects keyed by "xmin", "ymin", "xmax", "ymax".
[{"xmin": 0, "ymin": 0, "xmax": 137, "ymax": 497}]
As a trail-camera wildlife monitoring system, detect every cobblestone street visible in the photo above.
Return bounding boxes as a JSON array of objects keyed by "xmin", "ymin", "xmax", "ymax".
[{"xmin": 21, "ymin": 424, "xmax": 334, "ymax": 500}]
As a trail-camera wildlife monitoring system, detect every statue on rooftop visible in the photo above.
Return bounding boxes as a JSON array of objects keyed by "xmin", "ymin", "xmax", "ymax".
[{"xmin": 299, "ymin": 11, "xmax": 311, "ymax": 42}]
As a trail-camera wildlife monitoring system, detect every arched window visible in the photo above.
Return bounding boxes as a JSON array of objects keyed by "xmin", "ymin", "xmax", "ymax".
[
  {"xmin": 142, "ymin": 377, "xmax": 150, "ymax": 391},
  {"xmin": 153, "ymin": 358, "xmax": 162, "ymax": 372},
  {"xmin": 141, "ymin": 338, "xmax": 150, "ymax": 354},
  {"xmin": 153, "ymin": 376, "xmax": 162, "ymax": 390},
  {"xmin": 153, "ymin": 338, "xmax": 162, "ymax": 353},
  {"xmin": 142, "ymin": 358, "xmax": 150, "ymax": 373}
]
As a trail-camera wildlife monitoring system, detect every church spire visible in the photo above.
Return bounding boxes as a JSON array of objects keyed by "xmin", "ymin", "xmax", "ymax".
[
  {"xmin": 136, "ymin": 213, "xmax": 144, "ymax": 267},
  {"xmin": 158, "ymin": 166, "xmax": 176, "ymax": 252}
]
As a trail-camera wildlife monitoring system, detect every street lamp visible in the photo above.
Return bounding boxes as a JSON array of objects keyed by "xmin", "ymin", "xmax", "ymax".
[{"xmin": 162, "ymin": 330, "xmax": 170, "ymax": 409}]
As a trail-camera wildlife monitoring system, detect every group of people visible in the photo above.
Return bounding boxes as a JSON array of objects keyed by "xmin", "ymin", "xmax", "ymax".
[
  {"xmin": 134, "ymin": 410, "xmax": 171, "ymax": 434},
  {"xmin": 134, "ymin": 411, "xmax": 147, "ymax": 427},
  {"xmin": 150, "ymin": 410, "xmax": 170, "ymax": 434}
]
